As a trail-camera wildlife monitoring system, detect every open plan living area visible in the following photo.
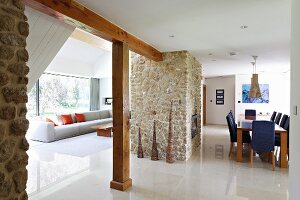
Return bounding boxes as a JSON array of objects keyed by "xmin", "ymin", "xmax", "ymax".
[{"xmin": 0, "ymin": 0, "xmax": 300, "ymax": 200}]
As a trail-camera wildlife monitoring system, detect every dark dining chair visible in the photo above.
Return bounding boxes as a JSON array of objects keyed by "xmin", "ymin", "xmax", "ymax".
[
  {"xmin": 229, "ymin": 111, "xmax": 235, "ymax": 121},
  {"xmin": 270, "ymin": 111, "xmax": 277, "ymax": 122},
  {"xmin": 280, "ymin": 114, "xmax": 288, "ymax": 128},
  {"xmin": 275, "ymin": 117, "xmax": 290, "ymax": 158},
  {"xmin": 226, "ymin": 113, "xmax": 251, "ymax": 159},
  {"xmin": 250, "ymin": 120, "xmax": 275, "ymax": 170},
  {"xmin": 274, "ymin": 112, "xmax": 282, "ymax": 125},
  {"xmin": 245, "ymin": 109, "xmax": 256, "ymax": 120}
]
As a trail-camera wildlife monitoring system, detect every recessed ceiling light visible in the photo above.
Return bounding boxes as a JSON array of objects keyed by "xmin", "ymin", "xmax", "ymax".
[
  {"xmin": 240, "ymin": 25, "xmax": 248, "ymax": 29},
  {"xmin": 169, "ymin": 35, "xmax": 175, "ymax": 38}
]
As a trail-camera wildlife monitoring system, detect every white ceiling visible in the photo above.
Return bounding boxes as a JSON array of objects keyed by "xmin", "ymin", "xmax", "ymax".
[
  {"xmin": 55, "ymin": 37, "xmax": 106, "ymax": 65},
  {"xmin": 46, "ymin": 34, "xmax": 112, "ymax": 78},
  {"xmin": 77, "ymin": 0, "xmax": 291, "ymax": 77}
]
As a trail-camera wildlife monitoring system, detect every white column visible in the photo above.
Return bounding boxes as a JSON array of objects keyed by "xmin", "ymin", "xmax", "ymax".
[{"xmin": 289, "ymin": 0, "xmax": 300, "ymax": 199}]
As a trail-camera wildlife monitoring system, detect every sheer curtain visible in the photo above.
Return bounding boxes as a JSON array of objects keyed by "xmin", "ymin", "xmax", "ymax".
[{"xmin": 90, "ymin": 78, "xmax": 100, "ymax": 111}]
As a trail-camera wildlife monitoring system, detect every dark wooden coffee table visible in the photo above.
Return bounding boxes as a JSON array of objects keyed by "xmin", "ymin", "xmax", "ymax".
[{"xmin": 91, "ymin": 123, "xmax": 113, "ymax": 137}]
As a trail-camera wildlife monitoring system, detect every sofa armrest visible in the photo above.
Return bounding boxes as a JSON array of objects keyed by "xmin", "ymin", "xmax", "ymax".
[{"xmin": 27, "ymin": 121, "xmax": 55, "ymax": 142}]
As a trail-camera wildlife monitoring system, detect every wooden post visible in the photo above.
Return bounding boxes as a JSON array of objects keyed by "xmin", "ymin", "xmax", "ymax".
[{"xmin": 110, "ymin": 41, "xmax": 132, "ymax": 191}]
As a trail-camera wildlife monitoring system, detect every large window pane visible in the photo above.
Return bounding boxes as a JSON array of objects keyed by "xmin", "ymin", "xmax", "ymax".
[
  {"xmin": 39, "ymin": 74, "xmax": 90, "ymax": 115},
  {"xmin": 27, "ymin": 84, "xmax": 37, "ymax": 118}
]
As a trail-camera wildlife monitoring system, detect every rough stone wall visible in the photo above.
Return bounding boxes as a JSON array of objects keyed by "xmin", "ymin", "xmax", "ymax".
[
  {"xmin": 185, "ymin": 53, "xmax": 201, "ymax": 159},
  {"xmin": 130, "ymin": 51, "xmax": 202, "ymax": 161},
  {"xmin": 0, "ymin": 1, "xmax": 29, "ymax": 199}
]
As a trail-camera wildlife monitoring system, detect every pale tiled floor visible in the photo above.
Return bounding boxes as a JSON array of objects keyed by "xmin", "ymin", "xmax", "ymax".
[{"xmin": 27, "ymin": 125, "xmax": 288, "ymax": 200}]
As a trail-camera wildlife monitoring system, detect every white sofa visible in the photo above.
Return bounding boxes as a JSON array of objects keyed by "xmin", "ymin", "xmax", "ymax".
[{"xmin": 27, "ymin": 110, "xmax": 113, "ymax": 143}]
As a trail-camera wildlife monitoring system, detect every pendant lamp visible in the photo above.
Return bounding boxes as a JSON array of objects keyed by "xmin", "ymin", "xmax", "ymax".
[{"xmin": 248, "ymin": 56, "xmax": 261, "ymax": 98}]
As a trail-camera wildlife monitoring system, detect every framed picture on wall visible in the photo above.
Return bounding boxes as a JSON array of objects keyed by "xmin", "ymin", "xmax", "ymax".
[
  {"xmin": 242, "ymin": 84, "xmax": 269, "ymax": 103},
  {"xmin": 105, "ymin": 97, "xmax": 113, "ymax": 105},
  {"xmin": 216, "ymin": 89, "xmax": 224, "ymax": 95},
  {"xmin": 216, "ymin": 89, "xmax": 224, "ymax": 105},
  {"xmin": 216, "ymin": 100, "xmax": 224, "ymax": 105}
]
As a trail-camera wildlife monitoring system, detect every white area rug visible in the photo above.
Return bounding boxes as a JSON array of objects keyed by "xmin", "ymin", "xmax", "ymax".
[{"xmin": 32, "ymin": 133, "xmax": 112, "ymax": 157}]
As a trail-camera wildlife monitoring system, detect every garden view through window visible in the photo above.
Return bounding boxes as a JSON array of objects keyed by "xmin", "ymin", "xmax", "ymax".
[{"xmin": 27, "ymin": 73, "xmax": 90, "ymax": 117}]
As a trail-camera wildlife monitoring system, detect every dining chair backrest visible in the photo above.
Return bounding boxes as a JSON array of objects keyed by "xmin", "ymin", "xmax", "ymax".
[
  {"xmin": 229, "ymin": 111, "xmax": 235, "ymax": 121},
  {"xmin": 251, "ymin": 121, "xmax": 275, "ymax": 152},
  {"xmin": 284, "ymin": 117, "xmax": 290, "ymax": 147},
  {"xmin": 270, "ymin": 111, "xmax": 277, "ymax": 122},
  {"xmin": 280, "ymin": 114, "xmax": 289, "ymax": 128},
  {"xmin": 245, "ymin": 109, "xmax": 256, "ymax": 116},
  {"xmin": 274, "ymin": 113, "xmax": 282, "ymax": 125},
  {"xmin": 284, "ymin": 117, "xmax": 290, "ymax": 131},
  {"xmin": 226, "ymin": 113, "xmax": 236, "ymax": 143}
]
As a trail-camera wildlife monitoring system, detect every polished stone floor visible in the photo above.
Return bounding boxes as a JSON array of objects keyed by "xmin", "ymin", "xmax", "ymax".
[{"xmin": 27, "ymin": 125, "xmax": 288, "ymax": 200}]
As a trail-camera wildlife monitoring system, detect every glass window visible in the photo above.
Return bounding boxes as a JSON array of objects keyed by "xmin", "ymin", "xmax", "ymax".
[
  {"xmin": 39, "ymin": 74, "xmax": 90, "ymax": 116},
  {"xmin": 26, "ymin": 83, "xmax": 37, "ymax": 118}
]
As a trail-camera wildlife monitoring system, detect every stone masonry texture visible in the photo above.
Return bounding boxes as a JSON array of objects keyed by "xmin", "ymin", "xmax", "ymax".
[
  {"xmin": 130, "ymin": 51, "xmax": 202, "ymax": 161},
  {"xmin": 0, "ymin": 0, "xmax": 29, "ymax": 199}
]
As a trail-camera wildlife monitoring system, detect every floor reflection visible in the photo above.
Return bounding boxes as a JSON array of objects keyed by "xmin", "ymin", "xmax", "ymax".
[
  {"xmin": 26, "ymin": 149, "xmax": 90, "ymax": 195},
  {"xmin": 26, "ymin": 125, "xmax": 288, "ymax": 200}
]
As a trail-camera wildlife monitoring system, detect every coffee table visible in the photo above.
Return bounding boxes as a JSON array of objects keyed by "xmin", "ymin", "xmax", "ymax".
[{"xmin": 91, "ymin": 122, "xmax": 113, "ymax": 137}]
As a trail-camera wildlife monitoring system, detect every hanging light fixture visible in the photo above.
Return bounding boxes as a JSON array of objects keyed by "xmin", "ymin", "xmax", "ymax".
[{"xmin": 248, "ymin": 56, "xmax": 261, "ymax": 98}]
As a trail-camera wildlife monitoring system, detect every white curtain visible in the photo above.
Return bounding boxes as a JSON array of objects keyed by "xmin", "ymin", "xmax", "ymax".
[{"xmin": 90, "ymin": 78, "xmax": 100, "ymax": 111}]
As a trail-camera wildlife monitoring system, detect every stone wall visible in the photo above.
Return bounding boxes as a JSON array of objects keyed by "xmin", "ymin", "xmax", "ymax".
[
  {"xmin": 130, "ymin": 51, "xmax": 202, "ymax": 161},
  {"xmin": 186, "ymin": 53, "xmax": 202, "ymax": 158},
  {"xmin": 0, "ymin": 0, "xmax": 29, "ymax": 199}
]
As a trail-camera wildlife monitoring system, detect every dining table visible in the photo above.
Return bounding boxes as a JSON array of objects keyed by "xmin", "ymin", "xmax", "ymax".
[{"xmin": 237, "ymin": 119, "xmax": 288, "ymax": 168}]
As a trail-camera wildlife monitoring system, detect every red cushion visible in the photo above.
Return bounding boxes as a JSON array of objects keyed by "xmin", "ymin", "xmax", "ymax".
[
  {"xmin": 46, "ymin": 118, "xmax": 58, "ymax": 126},
  {"xmin": 61, "ymin": 114, "xmax": 73, "ymax": 125},
  {"xmin": 75, "ymin": 113, "xmax": 86, "ymax": 123}
]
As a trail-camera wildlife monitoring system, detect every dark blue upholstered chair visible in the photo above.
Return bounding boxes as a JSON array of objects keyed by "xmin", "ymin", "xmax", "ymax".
[
  {"xmin": 280, "ymin": 114, "xmax": 289, "ymax": 128},
  {"xmin": 275, "ymin": 117, "xmax": 290, "ymax": 148},
  {"xmin": 270, "ymin": 111, "xmax": 277, "ymax": 122},
  {"xmin": 245, "ymin": 109, "xmax": 256, "ymax": 120},
  {"xmin": 274, "ymin": 113, "xmax": 282, "ymax": 125},
  {"xmin": 250, "ymin": 120, "xmax": 275, "ymax": 170},
  {"xmin": 226, "ymin": 113, "xmax": 251, "ymax": 159},
  {"xmin": 229, "ymin": 111, "xmax": 235, "ymax": 122}
]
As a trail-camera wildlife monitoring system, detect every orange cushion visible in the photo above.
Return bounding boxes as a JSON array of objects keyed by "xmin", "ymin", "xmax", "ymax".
[
  {"xmin": 46, "ymin": 118, "xmax": 58, "ymax": 126},
  {"xmin": 75, "ymin": 113, "xmax": 86, "ymax": 123},
  {"xmin": 61, "ymin": 114, "xmax": 73, "ymax": 125}
]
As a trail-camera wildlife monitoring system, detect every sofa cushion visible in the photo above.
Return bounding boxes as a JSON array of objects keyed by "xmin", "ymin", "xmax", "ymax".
[
  {"xmin": 75, "ymin": 113, "xmax": 86, "ymax": 123},
  {"xmin": 46, "ymin": 118, "xmax": 58, "ymax": 126},
  {"xmin": 96, "ymin": 118, "xmax": 113, "ymax": 124},
  {"xmin": 83, "ymin": 111, "xmax": 100, "ymax": 121},
  {"xmin": 99, "ymin": 110, "xmax": 111, "ymax": 119},
  {"xmin": 78, "ymin": 118, "xmax": 113, "ymax": 134},
  {"xmin": 61, "ymin": 114, "xmax": 74, "ymax": 125},
  {"xmin": 45, "ymin": 115, "xmax": 62, "ymax": 125},
  {"xmin": 54, "ymin": 123, "xmax": 80, "ymax": 140}
]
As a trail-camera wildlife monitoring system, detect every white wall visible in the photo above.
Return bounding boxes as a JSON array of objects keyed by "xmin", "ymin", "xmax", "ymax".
[
  {"xmin": 235, "ymin": 73, "xmax": 290, "ymax": 120},
  {"xmin": 26, "ymin": 6, "xmax": 75, "ymax": 90},
  {"xmin": 289, "ymin": 1, "xmax": 300, "ymax": 199},
  {"xmin": 46, "ymin": 57, "xmax": 94, "ymax": 77},
  {"xmin": 205, "ymin": 76, "xmax": 235, "ymax": 125},
  {"xmin": 94, "ymin": 51, "xmax": 112, "ymax": 78},
  {"xmin": 100, "ymin": 78, "xmax": 112, "ymax": 110}
]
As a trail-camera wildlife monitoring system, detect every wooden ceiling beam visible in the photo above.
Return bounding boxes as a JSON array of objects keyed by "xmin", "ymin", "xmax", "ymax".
[{"xmin": 24, "ymin": 0, "xmax": 163, "ymax": 61}]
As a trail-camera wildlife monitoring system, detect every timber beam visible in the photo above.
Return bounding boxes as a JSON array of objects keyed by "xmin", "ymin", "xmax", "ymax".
[{"xmin": 24, "ymin": 0, "xmax": 163, "ymax": 61}]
